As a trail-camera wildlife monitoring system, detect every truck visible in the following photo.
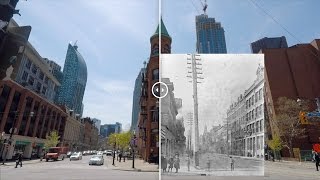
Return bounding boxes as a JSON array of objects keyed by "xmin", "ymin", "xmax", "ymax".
[{"xmin": 45, "ymin": 147, "xmax": 68, "ymax": 162}]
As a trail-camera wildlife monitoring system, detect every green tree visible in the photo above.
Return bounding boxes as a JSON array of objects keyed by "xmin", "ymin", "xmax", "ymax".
[
  {"xmin": 267, "ymin": 135, "xmax": 283, "ymax": 160},
  {"xmin": 107, "ymin": 132, "xmax": 132, "ymax": 151},
  {"xmin": 44, "ymin": 130, "xmax": 60, "ymax": 150},
  {"xmin": 275, "ymin": 97, "xmax": 308, "ymax": 158}
]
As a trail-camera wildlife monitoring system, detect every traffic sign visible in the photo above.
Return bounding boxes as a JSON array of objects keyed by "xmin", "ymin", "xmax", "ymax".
[{"xmin": 306, "ymin": 112, "xmax": 320, "ymax": 117}]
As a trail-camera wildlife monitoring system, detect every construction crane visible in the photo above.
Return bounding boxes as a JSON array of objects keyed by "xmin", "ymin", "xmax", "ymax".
[{"xmin": 200, "ymin": 0, "xmax": 208, "ymax": 14}]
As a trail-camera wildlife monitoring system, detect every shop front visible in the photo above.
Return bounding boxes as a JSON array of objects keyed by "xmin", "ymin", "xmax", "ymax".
[
  {"xmin": 31, "ymin": 143, "xmax": 44, "ymax": 159},
  {"xmin": 14, "ymin": 140, "xmax": 30, "ymax": 159}
]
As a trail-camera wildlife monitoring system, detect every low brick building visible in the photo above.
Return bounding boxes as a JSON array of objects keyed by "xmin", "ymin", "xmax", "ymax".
[{"xmin": 0, "ymin": 79, "xmax": 67, "ymax": 159}]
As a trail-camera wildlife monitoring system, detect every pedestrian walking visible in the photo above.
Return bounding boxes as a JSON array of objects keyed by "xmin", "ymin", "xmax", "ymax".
[
  {"xmin": 161, "ymin": 156, "xmax": 167, "ymax": 173},
  {"xmin": 119, "ymin": 152, "xmax": 122, "ymax": 162},
  {"xmin": 40, "ymin": 150, "xmax": 44, "ymax": 161},
  {"xmin": 315, "ymin": 152, "xmax": 320, "ymax": 171},
  {"xmin": 15, "ymin": 153, "xmax": 23, "ymax": 168},
  {"xmin": 174, "ymin": 155, "xmax": 180, "ymax": 173},
  {"xmin": 312, "ymin": 149, "xmax": 316, "ymax": 162},
  {"xmin": 230, "ymin": 156, "xmax": 235, "ymax": 171},
  {"xmin": 168, "ymin": 157, "xmax": 174, "ymax": 172}
]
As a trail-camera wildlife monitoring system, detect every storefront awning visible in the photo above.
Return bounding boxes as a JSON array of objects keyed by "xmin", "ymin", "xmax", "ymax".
[
  {"xmin": 36, "ymin": 143, "xmax": 44, "ymax": 147},
  {"xmin": 15, "ymin": 141, "xmax": 30, "ymax": 145}
]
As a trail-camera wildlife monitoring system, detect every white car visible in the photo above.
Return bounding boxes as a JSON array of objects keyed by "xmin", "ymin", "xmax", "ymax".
[
  {"xmin": 89, "ymin": 155, "xmax": 104, "ymax": 165},
  {"xmin": 70, "ymin": 152, "xmax": 82, "ymax": 161},
  {"xmin": 106, "ymin": 150, "xmax": 112, "ymax": 156},
  {"xmin": 97, "ymin": 151, "xmax": 103, "ymax": 156}
]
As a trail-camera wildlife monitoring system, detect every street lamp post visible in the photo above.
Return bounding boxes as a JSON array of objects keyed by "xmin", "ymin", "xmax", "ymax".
[
  {"xmin": 112, "ymin": 135, "xmax": 116, "ymax": 166},
  {"xmin": 0, "ymin": 132, "xmax": 5, "ymax": 161},
  {"xmin": 132, "ymin": 130, "xmax": 136, "ymax": 169},
  {"xmin": 2, "ymin": 111, "xmax": 34, "ymax": 164}
]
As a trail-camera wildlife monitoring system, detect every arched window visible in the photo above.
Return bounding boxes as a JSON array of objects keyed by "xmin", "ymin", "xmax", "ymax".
[
  {"xmin": 163, "ymin": 44, "xmax": 171, "ymax": 53},
  {"xmin": 151, "ymin": 106, "xmax": 159, "ymax": 122},
  {"xmin": 152, "ymin": 69, "xmax": 159, "ymax": 80},
  {"xmin": 152, "ymin": 44, "xmax": 159, "ymax": 55}
]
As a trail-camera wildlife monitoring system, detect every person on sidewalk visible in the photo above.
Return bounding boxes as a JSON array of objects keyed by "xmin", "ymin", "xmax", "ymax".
[
  {"xmin": 315, "ymin": 152, "xmax": 320, "ymax": 171},
  {"xmin": 174, "ymin": 155, "xmax": 180, "ymax": 173},
  {"xmin": 230, "ymin": 156, "xmax": 235, "ymax": 171},
  {"xmin": 15, "ymin": 153, "xmax": 23, "ymax": 168},
  {"xmin": 168, "ymin": 157, "xmax": 174, "ymax": 172},
  {"xmin": 161, "ymin": 156, "xmax": 167, "ymax": 173},
  {"xmin": 119, "ymin": 152, "xmax": 123, "ymax": 162}
]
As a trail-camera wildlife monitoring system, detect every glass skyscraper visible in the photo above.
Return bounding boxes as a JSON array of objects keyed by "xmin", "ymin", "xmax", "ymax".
[
  {"xmin": 196, "ymin": 14, "xmax": 227, "ymax": 54},
  {"xmin": 57, "ymin": 43, "xmax": 87, "ymax": 116},
  {"xmin": 130, "ymin": 67, "xmax": 146, "ymax": 131}
]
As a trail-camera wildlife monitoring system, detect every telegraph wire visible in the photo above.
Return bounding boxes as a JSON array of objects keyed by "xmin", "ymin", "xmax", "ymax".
[{"xmin": 248, "ymin": 0, "xmax": 320, "ymax": 60}]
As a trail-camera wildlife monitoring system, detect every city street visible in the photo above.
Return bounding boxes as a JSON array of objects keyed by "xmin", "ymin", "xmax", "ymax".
[
  {"xmin": 0, "ymin": 155, "xmax": 159, "ymax": 180},
  {"xmin": 162, "ymin": 160, "xmax": 319, "ymax": 180}
]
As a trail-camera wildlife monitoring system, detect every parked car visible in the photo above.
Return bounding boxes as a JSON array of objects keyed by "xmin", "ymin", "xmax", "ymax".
[
  {"xmin": 70, "ymin": 152, "xmax": 82, "ymax": 161},
  {"xmin": 67, "ymin": 151, "xmax": 72, "ymax": 158},
  {"xmin": 45, "ymin": 147, "xmax": 68, "ymax": 161},
  {"xmin": 97, "ymin": 151, "xmax": 103, "ymax": 156},
  {"xmin": 89, "ymin": 155, "xmax": 104, "ymax": 165},
  {"xmin": 106, "ymin": 150, "xmax": 112, "ymax": 156}
]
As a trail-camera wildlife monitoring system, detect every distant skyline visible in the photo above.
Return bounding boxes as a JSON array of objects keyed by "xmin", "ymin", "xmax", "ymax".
[
  {"xmin": 162, "ymin": 0, "xmax": 320, "ymax": 53},
  {"xmin": 161, "ymin": 54, "xmax": 263, "ymax": 136},
  {"xmin": 14, "ymin": 0, "xmax": 158, "ymax": 128},
  {"xmin": 12, "ymin": 0, "xmax": 319, "ymax": 128}
]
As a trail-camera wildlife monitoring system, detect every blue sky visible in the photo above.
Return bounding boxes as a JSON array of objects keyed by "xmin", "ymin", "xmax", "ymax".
[
  {"xmin": 13, "ymin": 0, "xmax": 319, "ymax": 130},
  {"xmin": 14, "ymin": 0, "xmax": 158, "ymax": 130},
  {"xmin": 162, "ymin": 0, "xmax": 320, "ymax": 53}
]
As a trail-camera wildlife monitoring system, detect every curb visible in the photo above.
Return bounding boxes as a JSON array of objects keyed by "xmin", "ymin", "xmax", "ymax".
[{"xmin": 111, "ymin": 168, "xmax": 159, "ymax": 172}]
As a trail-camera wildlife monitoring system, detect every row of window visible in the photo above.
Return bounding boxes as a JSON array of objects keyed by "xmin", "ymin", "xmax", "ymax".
[
  {"xmin": 25, "ymin": 58, "xmax": 49, "ymax": 84},
  {"xmin": 246, "ymin": 104, "xmax": 263, "ymax": 122},
  {"xmin": 22, "ymin": 71, "xmax": 47, "ymax": 95},
  {"xmin": 246, "ymin": 119, "xmax": 263, "ymax": 135},
  {"xmin": 246, "ymin": 88, "xmax": 263, "ymax": 109}
]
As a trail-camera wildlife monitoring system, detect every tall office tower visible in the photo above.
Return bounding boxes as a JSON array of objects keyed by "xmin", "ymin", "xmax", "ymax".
[
  {"xmin": 130, "ymin": 67, "xmax": 146, "ymax": 131},
  {"xmin": 196, "ymin": 14, "xmax": 227, "ymax": 54},
  {"xmin": 57, "ymin": 43, "xmax": 87, "ymax": 116},
  {"xmin": 251, "ymin": 36, "xmax": 288, "ymax": 53}
]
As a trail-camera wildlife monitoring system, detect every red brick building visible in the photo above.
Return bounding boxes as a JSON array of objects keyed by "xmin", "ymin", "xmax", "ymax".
[
  {"xmin": 137, "ymin": 19, "xmax": 171, "ymax": 163},
  {"xmin": 0, "ymin": 79, "xmax": 67, "ymax": 159},
  {"xmin": 263, "ymin": 39, "xmax": 320, "ymax": 157},
  {"xmin": 82, "ymin": 117, "xmax": 98, "ymax": 150}
]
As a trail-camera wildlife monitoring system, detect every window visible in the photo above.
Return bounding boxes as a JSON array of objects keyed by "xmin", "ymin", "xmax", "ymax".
[
  {"xmin": 22, "ymin": 71, "xmax": 28, "ymax": 81},
  {"xmin": 42, "ymin": 86, "xmax": 47, "ymax": 95},
  {"xmin": 39, "ymin": 71, "xmax": 44, "ymax": 80},
  {"xmin": 259, "ymin": 89, "xmax": 263, "ymax": 100},
  {"xmin": 251, "ymin": 110, "xmax": 254, "ymax": 120},
  {"xmin": 255, "ymin": 108, "xmax": 258, "ymax": 118},
  {"xmin": 152, "ymin": 44, "xmax": 159, "ymax": 55},
  {"xmin": 44, "ymin": 76, "xmax": 49, "ymax": 84},
  {"xmin": 31, "ymin": 65, "xmax": 37, "ymax": 74},
  {"xmin": 151, "ymin": 106, "xmax": 159, "ymax": 122},
  {"xmin": 28, "ymin": 76, "xmax": 34, "ymax": 86},
  {"xmin": 152, "ymin": 69, "xmax": 159, "ymax": 80},
  {"xmin": 255, "ymin": 92, "xmax": 258, "ymax": 102},
  {"xmin": 36, "ymin": 82, "xmax": 42, "ymax": 92},
  {"xmin": 256, "ymin": 121, "xmax": 259, "ymax": 132},
  {"xmin": 251, "ymin": 95, "xmax": 254, "ymax": 105},
  {"xmin": 248, "ymin": 99, "xmax": 251, "ymax": 108},
  {"xmin": 25, "ymin": 59, "xmax": 31, "ymax": 69}
]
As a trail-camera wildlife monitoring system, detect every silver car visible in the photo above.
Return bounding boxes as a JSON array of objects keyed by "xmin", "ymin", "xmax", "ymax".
[
  {"xmin": 89, "ymin": 155, "xmax": 104, "ymax": 165},
  {"xmin": 70, "ymin": 152, "xmax": 82, "ymax": 161}
]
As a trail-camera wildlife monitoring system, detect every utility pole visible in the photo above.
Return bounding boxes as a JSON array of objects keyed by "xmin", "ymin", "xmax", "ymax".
[
  {"xmin": 187, "ymin": 54, "xmax": 204, "ymax": 167},
  {"xmin": 187, "ymin": 112, "xmax": 193, "ymax": 155}
]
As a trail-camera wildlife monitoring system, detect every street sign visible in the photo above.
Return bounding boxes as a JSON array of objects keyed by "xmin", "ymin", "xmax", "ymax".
[{"xmin": 306, "ymin": 112, "xmax": 320, "ymax": 117}]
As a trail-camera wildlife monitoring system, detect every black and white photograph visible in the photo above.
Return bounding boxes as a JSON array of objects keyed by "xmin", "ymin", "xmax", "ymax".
[{"xmin": 160, "ymin": 54, "xmax": 264, "ymax": 177}]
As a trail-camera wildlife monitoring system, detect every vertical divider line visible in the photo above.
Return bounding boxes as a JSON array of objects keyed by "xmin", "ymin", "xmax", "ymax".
[{"xmin": 158, "ymin": 0, "xmax": 162, "ymax": 179}]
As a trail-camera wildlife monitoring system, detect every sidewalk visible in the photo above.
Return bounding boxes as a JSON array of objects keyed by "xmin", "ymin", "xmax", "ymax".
[
  {"xmin": 162, "ymin": 164, "xmax": 264, "ymax": 176},
  {"xmin": 107, "ymin": 157, "xmax": 158, "ymax": 172},
  {"xmin": 0, "ymin": 158, "xmax": 42, "ymax": 167}
]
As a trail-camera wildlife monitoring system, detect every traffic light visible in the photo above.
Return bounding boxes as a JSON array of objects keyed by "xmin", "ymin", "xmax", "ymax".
[{"xmin": 299, "ymin": 111, "xmax": 308, "ymax": 124}]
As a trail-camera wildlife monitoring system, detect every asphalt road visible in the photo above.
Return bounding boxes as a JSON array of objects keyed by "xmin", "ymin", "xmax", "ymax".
[{"xmin": 0, "ymin": 155, "xmax": 159, "ymax": 180}]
